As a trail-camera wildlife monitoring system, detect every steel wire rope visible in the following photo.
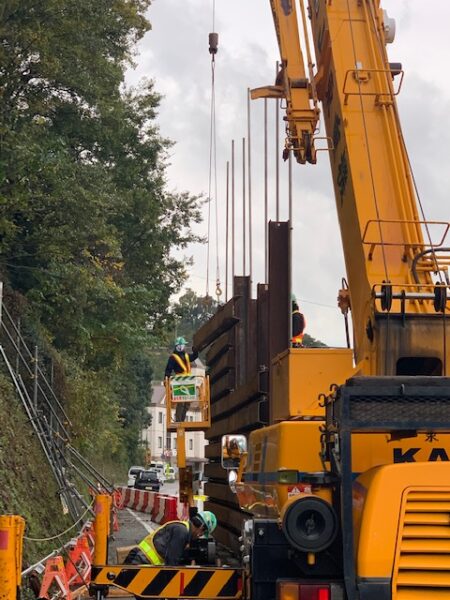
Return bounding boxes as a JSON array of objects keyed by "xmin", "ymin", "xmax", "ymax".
[
  {"xmin": 2, "ymin": 302, "xmax": 72, "ymax": 430},
  {"xmin": 23, "ymin": 499, "xmax": 95, "ymax": 543},
  {"xmin": 366, "ymin": 1, "xmax": 444, "ymax": 287},
  {"xmin": 206, "ymin": 0, "xmax": 221, "ymax": 301},
  {"xmin": 345, "ymin": 0, "xmax": 392, "ymax": 374},
  {"xmin": 344, "ymin": 0, "xmax": 389, "ymax": 282},
  {"xmin": 365, "ymin": 2, "xmax": 448, "ymax": 375}
]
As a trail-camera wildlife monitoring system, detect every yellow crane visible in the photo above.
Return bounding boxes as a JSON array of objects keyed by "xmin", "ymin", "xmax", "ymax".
[{"xmin": 226, "ymin": 2, "xmax": 450, "ymax": 600}]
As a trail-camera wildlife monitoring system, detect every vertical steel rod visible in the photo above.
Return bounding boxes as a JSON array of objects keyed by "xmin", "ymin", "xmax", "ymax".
[
  {"xmin": 289, "ymin": 151, "xmax": 293, "ymax": 223},
  {"xmin": 276, "ymin": 61, "xmax": 280, "ymax": 220},
  {"xmin": 33, "ymin": 345, "xmax": 38, "ymax": 410},
  {"xmin": 264, "ymin": 99, "xmax": 268, "ymax": 282},
  {"xmin": 16, "ymin": 318, "xmax": 21, "ymax": 375},
  {"xmin": 232, "ymin": 140, "xmax": 235, "ymax": 281},
  {"xmin": 242, "ymin": 137, "xmax": 246, "ymax": 275},
  {"xmin": 225, "ymin": 160, "xmax": 230, "ymax": 302},
  {"xmin": 247, "ymin": 88, "xmax": 253, "ymax": 292}
]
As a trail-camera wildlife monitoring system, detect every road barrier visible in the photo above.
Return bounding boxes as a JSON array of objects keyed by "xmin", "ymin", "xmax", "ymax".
[{"xmin": 117, "ymin": 486, "xmax": 189, "ymax": 522}]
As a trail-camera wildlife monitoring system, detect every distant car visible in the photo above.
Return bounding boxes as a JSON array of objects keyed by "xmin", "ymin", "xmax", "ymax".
[
  {"xmin": 147, "ymin": 467, "xmax": 165, "ymax": 485},
  {"xmin": 134, "ymin": 470, "xmax": 161, "ymax": 492},
  {"xmin": 127, "ymin": 466, "xmax": 144, "ymax": 487}
]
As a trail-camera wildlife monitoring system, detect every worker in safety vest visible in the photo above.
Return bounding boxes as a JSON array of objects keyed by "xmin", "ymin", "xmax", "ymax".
[
  {"xmin": 164, "ymin": 336, "xmax": 199, "ymax": 422},
  {"xmin": 291, "ymin": 299, "xmax": 306, "ymax": 348},
  {"xmin": 123, "ymin": 511, "xmax": 217, "ymax": 566}
]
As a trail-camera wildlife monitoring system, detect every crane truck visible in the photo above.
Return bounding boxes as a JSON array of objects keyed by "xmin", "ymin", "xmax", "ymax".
[{"xmin": 224, "ymin": 2, "xmax": 450, "ymax": 600}]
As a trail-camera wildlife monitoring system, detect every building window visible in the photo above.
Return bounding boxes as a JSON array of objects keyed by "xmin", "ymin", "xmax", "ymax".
[
  {"xmin": 166, "ymin": 436, "xmax": 171, "ymax": 450},
  {"xmin": 158, "ymin": 412, "xmax": 163, "ymax": 424},
  {"xmin": 158, "ymin": 436, "xmax": 162, "ymax": 449},
  {"xmin": 189, "ymin": 439, "xmax": 193, "ymax": 451}
]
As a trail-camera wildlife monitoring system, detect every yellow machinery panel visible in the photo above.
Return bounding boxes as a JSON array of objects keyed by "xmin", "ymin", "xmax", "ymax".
[
  {"xmin": 271, "ymin": 348, "xmax": 355, "ymax": 420},
  {"xmin": 240, "ymin": 422, "xmax": 450, "ymax": 517},
  {"xmin": 352, "ymin": 462, "xmax": 450, "ymax": 593}
]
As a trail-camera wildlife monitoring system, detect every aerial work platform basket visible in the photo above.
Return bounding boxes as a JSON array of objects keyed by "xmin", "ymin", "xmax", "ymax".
[{"xmin": 165, "ymin": 374, "xmax": 211, "ymax": 431}]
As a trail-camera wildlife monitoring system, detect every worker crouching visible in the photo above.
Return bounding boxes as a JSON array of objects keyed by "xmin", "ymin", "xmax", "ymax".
[{"xmin": 123, "ymin": 511, "xmax": 217, "ymax": 566}]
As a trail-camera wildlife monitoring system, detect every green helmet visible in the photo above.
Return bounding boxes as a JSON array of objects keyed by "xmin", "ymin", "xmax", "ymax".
[
  {"xmin": 175, "ymin": 336, "xmax": 187, "ymax": 346},
  {"xmin": 197, "ymin": 510, "xmax": 217, "ymax": 535}
]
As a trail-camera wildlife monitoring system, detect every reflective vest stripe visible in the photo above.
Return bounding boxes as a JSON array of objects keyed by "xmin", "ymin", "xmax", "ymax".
[
  {"xmin": 172, "ymin": 353, "xmax": 191, "ymax": 374},
  {"xmin": 138, "ymin": 538, "xmax": 164, "ymax": 565},
  {"xmin": 138, "ymin": 521, "xmax": 190, "ymax": 565}
]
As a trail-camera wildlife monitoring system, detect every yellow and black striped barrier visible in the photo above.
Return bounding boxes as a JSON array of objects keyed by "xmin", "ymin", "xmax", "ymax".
[{"xmin": 90, "ymin": 564, "xmax": 243, "ymax": 599}]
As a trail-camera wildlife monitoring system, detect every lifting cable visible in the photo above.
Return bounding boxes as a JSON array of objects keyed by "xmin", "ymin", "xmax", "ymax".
[
  {"xmin": 366, "ymin": 0, "xmax": 444, "ymax": 286},
  {"xmin": 344, "ymin": 0, "xmax": 389, "ymax": 284},
  {"xmin": 206, "ymin": 0, "xmax": 222, "ymax": 301}
]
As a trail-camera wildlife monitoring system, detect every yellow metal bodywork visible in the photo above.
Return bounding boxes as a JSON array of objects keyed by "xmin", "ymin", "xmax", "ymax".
[
  {"xmin": 353, "ymin": 463, "xmax": 450, "ymax": 590},
  {"xmin": 241, "ymin": 421, "xmax": 450, "ymax": 517},
  {"xmin": 271, "ymin": 347, "xmax": 355, "ymax": 420},
  {"xmin": 165, "ymin": 375, "xmax": 211, "ymax": 431},
  {"xmin": 165, "ymin": 375, "xmax": 211, "ymax": 507},
  {"xmin": 93, "ymin": 494, "xmax": 111, "ymax": 566},
  {"xmin": 0, "ymin": 515, "xmax": 25, "ymax": 600}
]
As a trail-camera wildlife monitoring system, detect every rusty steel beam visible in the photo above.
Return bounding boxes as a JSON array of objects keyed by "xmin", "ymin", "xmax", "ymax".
[
  {"xmin": 268, "ymin": 221, "xmax": 290, "ymax": 424},
  {"xmin": 205, "ymin": 481, "xmax": 241, "ymax": 506},
  {"xmin": 210, "ymin": 373, "xmax": 235, "ymax": 403},
  {"xmin": 233, "ymin": 276, "xmax": 251, "ymax": 387},
  {"xmin": 205, "ymin": 501, "xmax": 250, "ymax": 533},
  {"xmin": 207, "ymin": 401, "xmax": 266, "ymax": 439},
  {"xmin": 210, "ymin": 373, "xmax": 261, "ymax": 421},
  {"xmin": 205, "ymin": 441, "xmax": 222, "ymax": 459},
  {"xmin": 257, "ymin": 283, "xmax": 270, "ymax": 376},
  {"xmin": 209, "ymin": 348, "xmax": 236, "ymax": 384},
  {"xmin": 206, "ymin": 329, "xmax": 236, "ymax": 367},
  {"xmin": 204, "ymin": 462, "xmax": 228, "ymax": 482},
  {"xmin": 193, "ymin": 297, "xmax": 239, "ymax": 352}
]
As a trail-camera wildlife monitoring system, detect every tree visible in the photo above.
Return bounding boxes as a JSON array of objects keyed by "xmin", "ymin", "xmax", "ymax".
[{"xmin": 0, "ymin": 0, "xmax": 203, "ymax": 467}]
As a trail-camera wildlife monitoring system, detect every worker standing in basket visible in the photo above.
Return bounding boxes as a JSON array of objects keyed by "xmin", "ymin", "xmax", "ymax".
[
  {"xmin": 123, "ymin": 511, "xmax": 217, "ymax": 566},
  {"xmin": 164, "ymin": 336, "xmax": 199, "ymax": 421}
]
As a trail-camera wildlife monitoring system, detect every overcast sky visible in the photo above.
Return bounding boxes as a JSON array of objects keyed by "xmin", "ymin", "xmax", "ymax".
[{"xmin": 126, "ymin": 1, "xmax": 450, "ymax": 347}]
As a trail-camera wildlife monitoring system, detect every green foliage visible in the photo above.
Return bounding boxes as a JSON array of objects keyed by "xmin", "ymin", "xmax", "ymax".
[
  {"xmin": 0, "ymin": 1, "xmax": 203, "ymax": 466},
  {"xmin": 173, "ymin": 289, "xmax": 218, "ymax": 342},
  {"xmin": 0, "ymin": 373, "xmax": 73, "ymax": 569},
  {"xmin": 302, "ymin": 333, "xmax": 327, "ymax": 348},
  {"xmin": 149, "ymin": 290, "xmax": 218, "ymax": 380}
]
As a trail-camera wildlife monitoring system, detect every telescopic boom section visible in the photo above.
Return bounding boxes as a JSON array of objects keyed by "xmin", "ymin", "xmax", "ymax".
[
  {"xmin": 251, "ymin": 0, "xmax": 319, "ymax": 164},
  {"xmin": 264, "ymin": 0, "xmax": 450, "ymax": 372}
]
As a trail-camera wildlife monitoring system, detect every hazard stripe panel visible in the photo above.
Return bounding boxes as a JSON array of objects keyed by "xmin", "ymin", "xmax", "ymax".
[{"xmin": 91, "ymin": 565, "xmax": 243, "ymax": 599}]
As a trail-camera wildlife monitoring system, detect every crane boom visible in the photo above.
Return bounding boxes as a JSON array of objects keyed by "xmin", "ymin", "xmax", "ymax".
[{"xmin": 260, "ymin": 0, "xmax": 449, "ymax": 372}]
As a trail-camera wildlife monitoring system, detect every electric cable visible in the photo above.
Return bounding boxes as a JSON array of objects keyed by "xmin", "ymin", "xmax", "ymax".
[
  {"xmin": 345, "ymin": 0, "xmax": 389, "ymax": 283},
  {"xmin": 23, "ymin": 499, "xmax": 95, "ymax": 542}
]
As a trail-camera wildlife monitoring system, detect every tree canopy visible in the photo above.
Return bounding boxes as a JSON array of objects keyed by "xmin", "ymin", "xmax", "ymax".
[{"xmin": 0, "ymin": 0, "xmax": 202, "ymax": 467}]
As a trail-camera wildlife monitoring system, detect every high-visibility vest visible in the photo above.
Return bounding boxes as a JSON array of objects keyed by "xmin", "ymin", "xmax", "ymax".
[
  {"xmin": 138, "ymin": 520, "xmax": 190, "ymax": 565},
  {"xmin": 171, "ymin": 352, "xmax": 191, "ymax": 374},
  {"xmin": 292, "ymin": 333, "xmax": 304, "ymax": 345}
]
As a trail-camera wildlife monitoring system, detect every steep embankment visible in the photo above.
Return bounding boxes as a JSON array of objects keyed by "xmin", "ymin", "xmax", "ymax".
[{"xmin": 0, "ymin": 372, "xmax": 73, "ymax": 570}]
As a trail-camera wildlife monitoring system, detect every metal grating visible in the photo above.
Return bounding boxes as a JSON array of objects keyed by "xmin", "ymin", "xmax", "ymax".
[
  {"xmin": 393, "ymin": 489, "xmax": 450, "ymax": 599},
  {"xmin": 349, "ymin": 397, "xmax": 450, "ymax": 423}
]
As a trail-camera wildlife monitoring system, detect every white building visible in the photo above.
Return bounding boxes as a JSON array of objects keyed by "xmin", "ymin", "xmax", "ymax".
[{"xmin": 141, "ymin": 373, "xmax": 207, "ymax": 473}]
